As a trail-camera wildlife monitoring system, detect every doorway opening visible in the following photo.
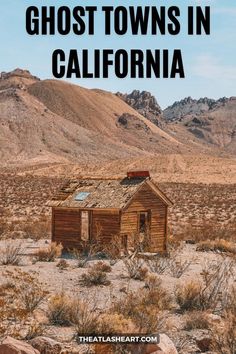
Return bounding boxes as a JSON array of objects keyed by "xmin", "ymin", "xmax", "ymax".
[{"xmin": 138, "ymin": 211, "xmax": 151, "ymax": 245}]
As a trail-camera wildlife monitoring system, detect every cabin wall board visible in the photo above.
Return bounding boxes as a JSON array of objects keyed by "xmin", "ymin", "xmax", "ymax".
[
  {"xmin": 91, "ymin": 210, "xmax": 120, "ymax": 245},
  {"xmin": 121, "ymin": 183, "xmax": 167, "ymax": 252},
  {"xmin": 53, "ymin": 208, "xmax": 82, "ymax": 248}
]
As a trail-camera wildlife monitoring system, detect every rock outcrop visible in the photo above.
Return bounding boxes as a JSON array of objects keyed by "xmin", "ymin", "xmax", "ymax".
[
  {"xmin": 117, "ymin": 90, "xmax": 164, "ymax": 127},
  {"xmin": 0, "ymin": 337, "xmax": 40, "ymax": 354}
]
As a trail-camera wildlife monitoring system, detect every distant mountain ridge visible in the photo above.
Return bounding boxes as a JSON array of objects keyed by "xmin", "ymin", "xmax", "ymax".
[{"xmin": 163, "ymin": 96, "xmax": 233, "ymax": 121}]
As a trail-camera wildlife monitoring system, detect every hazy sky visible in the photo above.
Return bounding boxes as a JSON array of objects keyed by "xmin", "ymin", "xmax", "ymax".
[{"xmin": 0, "ymin": 0, "xmax": 235, "ymax": 108}]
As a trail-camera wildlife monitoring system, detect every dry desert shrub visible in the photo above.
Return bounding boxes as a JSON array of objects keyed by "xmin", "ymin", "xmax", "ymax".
[
  {"xmin": 48, "ymin": 292, "xmax": 101, "ymax": 335},
  {"xmin": 176, "ymin": 259, "xmax": 234, "ymax": 312},
  {"xmin": 48, "ymin": 292, "xmax": 72, "ymax": 326},
  {"xmin": 80, "ymin": 264, "xmax": 111, "ymax": 286},
  {"xmin": 71, "ymin": 298, "xmax": 101, "ymax": 337},
  {"xmin": 123, "ymin": 257, "xmax": 148, "ymax": 280},
  {"xmin": 24, "ymin": 321, "xmax": 45, "ymax": 340},
  {"xmin": 94, "ymin": 261, "xmax": 112, "ymax": 273},
  {"xmin": 70, "ymin": 243, "xmax": 100, "ymax": 267},
  {"xmin": 98, "ymin": 313, "xmax": 134, "ymax": 335},
  {"xmin": 210, "ymin": 312, "xmax": 236, "ymax": 354},
  {"xmin": 6, "ymin": 269, "xmax": 48, "ymax": 313},
  {"xmin": 147, "ymin": 256, "xmax": 169, "ymax": 274},
  {"xmin": 196, "ymin": 239, "xmax": 236, "ymax": 255},
  {"xmin": 56, "ymin": 259, "xmax": 69, "ymax": 270},
  {"xmin": 168, "ymin": 257, "xmax": 192, "ymax": 278},
  {"xmin": 181, "ymin": 222, "xmax": 235, "ymax": 243},
  {"xmin": 33, "ymin": 242, "xmax": 63, "ymax": 262},
  {"xmin": 22, "ymin": 216, "xmax": 51, "ymax": 240},
  {"xmin": 144, "ymin": 273, "xmax": 162, "ymax": 290},
  {"xmin": 112, "ymin": 278, "xmax": 172, "ymax": 333},
  {"xmin": 0, "ymin": 269, "xmax": 48, "ymax": 338},
  {"xmin": 0, "ymin": 241, "xmax": 23, "ymax": 265},
  {"xmin": 175, "ymin": 280, "xmax": 204, "ymax": 312},
  {"xmin": 167, "ymin": 235, "xmax": 183, "ymax": 252},
  {"xmin": 183, "ymin": 311, "xmax": 210, "ymax": 330}
]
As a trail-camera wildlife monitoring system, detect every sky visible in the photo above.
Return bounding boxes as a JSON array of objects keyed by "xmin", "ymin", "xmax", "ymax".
[{"xmin": 0, "ymin": 0, "xmax": 235, "ymax": 108}]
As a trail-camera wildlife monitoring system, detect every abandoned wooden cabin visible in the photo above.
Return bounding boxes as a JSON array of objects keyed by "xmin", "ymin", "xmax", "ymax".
[{"xmin": 49, "ymin": 171, "xmax": 173, "ymax": 253}]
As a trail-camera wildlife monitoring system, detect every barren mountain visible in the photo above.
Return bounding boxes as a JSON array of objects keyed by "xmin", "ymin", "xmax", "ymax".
[
  {"xmin": 118, "ymin": 90, "xmax": 236, "ymax": 154},
  {"xmin": 0, "ymin": 69, "xmax": 236, "ymax": 183},
  {"xmin": 163, "ymin": 97, "xmax": 236, "ymax": 154},
  {"xmin": 0, "ymin": 69, "xmax": 181, "ymax": 166}
]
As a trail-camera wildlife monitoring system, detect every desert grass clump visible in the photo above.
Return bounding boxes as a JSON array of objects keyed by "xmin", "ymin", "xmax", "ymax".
[
  {"xmin": 142, "ymin": 287, "xmax": 173, "ymax": 310},
  {"xmin": 111, "ymin": 290, "xmax": 167, "ymax": 333},
  {"xmin": 123, "ymin": 257, "xmax": 148, "ymax": 280},
  {"xmin": 48, "ymin": 292, "xmax": 71, "ymax": 326},
  {"xmin": 112, "ymin": 278, "xmax": 172, "ymax": 333},
  {"xmin": 56, "ymin": 259, "xmax": 69, "ymax": 270},
  {"xmin": 80, "ymin": 264, "xmax": 110, "ymax": 286},
  {"xmin": 98, "ymin": 313, "xmax": 134, "ymax": 335},
  {"xmin": 71, "ymin": 298, "xmax": 101, "ymax": 337},
  {"xmin": 144, "ymin": 273, "xmax": 162, "ymax": 290},
  {"xmin": 210, "ymin": 312, "xmax": 236, "ymax": 354},
  {"xmin": 184, "ymin": 311, "xmax": 210, "ymax": 331},
  {"xmin": 0, "ymin": 242, "xmax": 23, "ymax": 266},
  {"xmin": 197, "ymin": 239, "xmax": 236, "ymax": 255},
  {"xmin": 33, "ymin": 242, "xmax": 62, "ymax": 262},
  {"xmin": 175, "ymin": 281, "xmax": 203, "ymax": 312},
  {"xmin": 94, "ymin": 261, "xmax": 112, "ymax": 273}
]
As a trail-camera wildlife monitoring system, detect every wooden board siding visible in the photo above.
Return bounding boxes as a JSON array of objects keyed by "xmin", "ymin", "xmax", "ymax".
[
  {"xmin": 121, "ymin": 183, "xmax": 167, "ymax": 252},
  {"xmin": 52, "ymin": 208, "xmax": 81, "ymax": 249},
  {"xmin": 91, "ymin": 210, "xmax": 120, "ymax": 245}
]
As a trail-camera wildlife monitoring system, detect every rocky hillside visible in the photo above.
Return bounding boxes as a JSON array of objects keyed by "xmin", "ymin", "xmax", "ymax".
[
  {"xmin": 1, "ymin": 69, "xmax": 236, "ymax": 183},
  {"xmin": 0, "ymin": 69, "xmax": 183, "ymax": 167},
  {"xmin": 116, "ymin": 90, "xmax": 164, "ymax": 127},
  {"xmin": 163, "ymin": 96, "xmax": 231, "ymax": 121}
]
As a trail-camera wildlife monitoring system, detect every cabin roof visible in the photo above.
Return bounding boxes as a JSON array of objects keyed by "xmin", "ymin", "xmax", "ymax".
[{"xmin": 49, "ymin": 177, "xmax": 172, "ymax": 209}]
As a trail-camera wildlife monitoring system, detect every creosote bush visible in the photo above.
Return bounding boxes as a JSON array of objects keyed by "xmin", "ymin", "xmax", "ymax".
[{"xmin": 33, "ymin": 242, "xmax": 62, "ymax": 262}]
